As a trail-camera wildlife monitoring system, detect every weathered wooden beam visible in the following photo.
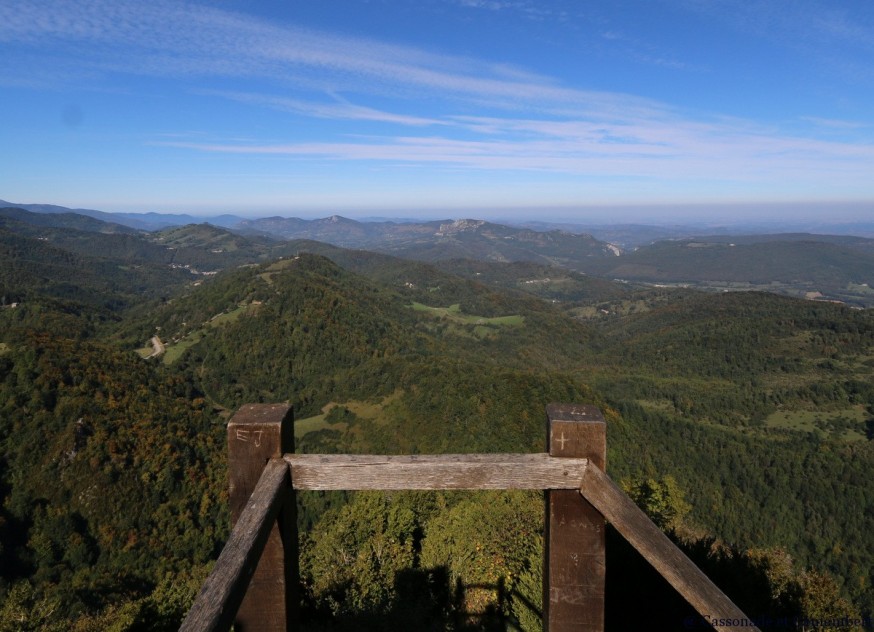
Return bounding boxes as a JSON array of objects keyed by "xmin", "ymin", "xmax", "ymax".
[
  {"xmin": 227, "ymin": 404, "xmax": 297, "ymax": 632},
  {"xmin": 578, "ymin": 462, "xmax": 760, "ymax": 632},
  {"xmin": 544, "ymin": 403, "xmax": 606, "ymax": 632},
  {"xmin": 283, "ymin": 453, "xmax": 589, "ymax": 490},
  {"xmin": 180, "ymin": 458, "xmax": 289, "ymax": 632}
]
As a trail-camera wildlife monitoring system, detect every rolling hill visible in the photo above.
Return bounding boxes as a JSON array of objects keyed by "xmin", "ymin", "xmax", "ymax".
[
  {"xmin": 239, "ymin": 215, "xmax": 620, "ymax": 264},
  {"xmin": 2, "ymin": 204, "xmax": 874, "ymax": 627},
  {"xmin": 7, "ymin": 201, "xmax": 874, "ymax": 306},
  {"xmin": 574, "ymin": 237, "xmax": 874, "ymax": 306},
  {"xmin": 0, "ymin": 199, "xmax": 244, "ymax": 231}
]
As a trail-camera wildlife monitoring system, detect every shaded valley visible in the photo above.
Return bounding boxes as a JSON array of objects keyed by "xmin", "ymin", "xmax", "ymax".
[{"xmin": 0, "ymin": 206, "xmax": 872, "ymax": 629}]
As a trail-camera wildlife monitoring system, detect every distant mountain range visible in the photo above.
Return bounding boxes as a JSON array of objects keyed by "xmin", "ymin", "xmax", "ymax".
[
  {"xmin": 0, "ymin": 199, "xmax": 245, "ymax": 231},
  {"xmin": 4, "ymin": 196, "xmax": 874, "ymax": 628},
  {"xmin": 5, "ymin": 198, "xmax": 874, "ymax": 243},
  {"xmin": 239, "ymin": 215, "xmax": 618, "ymax": 263},
  {"xmin": 3, "ymin": 200, "xmax": 874, "ymax": 306}
]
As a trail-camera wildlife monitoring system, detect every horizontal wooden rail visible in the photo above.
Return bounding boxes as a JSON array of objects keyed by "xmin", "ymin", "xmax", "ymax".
[
  {"xmin": 284, "ymin": 453, "xmax": 589, "ymax": 490},
  {"xmin": 182, "ymin": 403, "xmax": 761, "ymax": 632},
  {"xmin": 180, "ymin": 458, "xmax": 289, "ymax": 632},
  {"xmin": 578, "ymin": 462, "xmax": 761, "ymax": 632}
]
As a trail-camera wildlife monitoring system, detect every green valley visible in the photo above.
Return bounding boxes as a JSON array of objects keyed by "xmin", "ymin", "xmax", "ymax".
[{"xmin": 0, "ymin": 207, "xmax": 873, "ymax": 630}]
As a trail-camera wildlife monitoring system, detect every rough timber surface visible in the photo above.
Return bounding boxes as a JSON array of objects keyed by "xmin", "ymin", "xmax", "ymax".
[
  {"xmin": 284, "ymin": 453, "xmax": 589, "ymax": 490},
  {"xmin": 544, "ymin": 402, "xmax": 606, "ymax": 632},
  {"xmin": 227, "ymin": 403, "xmax": 297, "ymax": 631}
]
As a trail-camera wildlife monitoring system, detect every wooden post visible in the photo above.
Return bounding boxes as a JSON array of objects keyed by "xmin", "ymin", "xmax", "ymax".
[
  {"xmin": 544, "ymin": 403, "xmax": 606, "ymax": 632},
  {"xmin": 228, "ymin": 404, "xmax": 297, "ymax": 632}
]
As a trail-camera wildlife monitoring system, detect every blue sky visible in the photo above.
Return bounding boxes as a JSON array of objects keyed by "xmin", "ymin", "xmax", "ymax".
[{"xmin": 1, "ymin": 0, "xmax": 874, "ymax": 222}]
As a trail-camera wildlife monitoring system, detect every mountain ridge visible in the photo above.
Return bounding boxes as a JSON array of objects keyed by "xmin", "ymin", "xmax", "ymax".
[
  {"xmin": 2, "ymin": 211, "xmax": 874, "ymax": 626},
  {"xmin": 4, "ymin": 202, "xmax": 874, "ymax": 307}
]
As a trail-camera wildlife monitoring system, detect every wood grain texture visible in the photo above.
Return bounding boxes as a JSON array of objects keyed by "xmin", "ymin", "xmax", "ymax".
[
  {"xmin": 284, "ymin": 453, "xmax": 589, "ymax": 490},
  {"xmin": 227, "ymin": 404, "xmax": 297, "ymax": 632},
  {"xmin": 185, "ymin": 403, "xmax": 754, "ymax": 632},
  {"xmin": 578, "ymin": 462, "xmax": 760, "ymax": 632},
  {"xmin": 180, "ymin": 458, "xmax": 289, "ymax": 632},
  {"xmin": 544, "ymin": 403, "xmax": 606, "ymax": 632},
  {"xmin": 228, "ymin": 404, "xmax": 292, "ymax": 520}
]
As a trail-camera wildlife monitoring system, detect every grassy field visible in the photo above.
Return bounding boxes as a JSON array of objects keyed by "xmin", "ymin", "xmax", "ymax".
[
  {"xmin": 570, "ymin": 299, "xmax": 653, "ymax": 319},
  {"xmin": 162, "ymin": 331, "xmax": 204, "ymax": 365},
  {"xmin": 847, "ymin": 282, "xmax": 874, "ymax": 295},
  {"xmin": 765, "ymin": 406, "xmax": 869, "ymax": 442},
  {"xmin": 294, "ymin": 391, "xmax": 403, "ymax": 439},
  {"xmin": 411, "ymin": 302, "xmax": 524, "ymax": 340},
  {"xmin": 636, "ymin": 398, "xmax": 677, "ymax": 413},
  {"xmin": 207, "ymin": 304, "xmax": 251, "ymax": 327},
  {"xmin": 410, "ymin": 302, "xmax": 524, "ymax": 338},
  {"xmin": 632, "ymin": 279, "xmax": 874, "ymax": 308},
  {"xmin": 259, "ymin": 257, "xmax": 298, "ymax": 285},
  {"xmin": 148, "ymin": 303, "xmax": 258, "ymax": 365},
  {"xmin": 293, "ymin": 410, "xmax": 335, "ymax": 438}
]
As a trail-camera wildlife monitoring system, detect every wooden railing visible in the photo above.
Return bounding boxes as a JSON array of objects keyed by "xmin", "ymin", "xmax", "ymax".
[{"xmin": 180, "ymin": 403, "xmax": 760, "ymax": 632}]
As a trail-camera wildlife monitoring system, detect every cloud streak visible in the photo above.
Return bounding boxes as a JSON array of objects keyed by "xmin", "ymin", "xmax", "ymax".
[
  {"xmin": 0, "ymin": 0, "xmax": 585, "ymax": 105},
  {"xmin": 199, "ymin": 90, "xmax": 445, "ymax": 127},
  {"xmin": 3, "ymin": 0, "xmax": 874, "ymax": 204},
  {"xmin": 155, "ymin": 115, "xmax": 874, "ymax": 189},
  {"xmin": 670, "ymin": 0, "xmax": 874, "ymax": 61}
]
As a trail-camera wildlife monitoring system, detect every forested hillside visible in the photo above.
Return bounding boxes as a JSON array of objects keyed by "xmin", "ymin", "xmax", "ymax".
[
  {"xmin": 237, "ymin": 216, "xmax": 617, "ymax": 266},
  {"xmin": 1, "ymin": 211, "xmax": 872, "ymax": 630},
  {"xmin": 574, "ymin": 238, "xmax": 874, "ymax": 306}
]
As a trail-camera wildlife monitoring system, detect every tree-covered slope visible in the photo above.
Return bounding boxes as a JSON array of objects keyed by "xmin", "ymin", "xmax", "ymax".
[
  {"xmin": 577, "ymin": 290, "xmax": 874, "ymax": 615},
  {"xmin": 0, "ymin": 207, "xmax": 305, "ymax": 278},
  {"xmin": 0, "ymin": 334, "xmax": 226, "ymax": 629},
  {"xmin": 124, "ymin": 251, "xmax": 874, "ymax": 615},
  {"xmin": 576, "ymin": 238, "xmax": 874, "ymax": 306},
  {"xmin": 2, "ymin": 238, "xmax": 873, "ymax": 628},
  {"xmin": 238, "ymin": 216, "xmax": 618, "ymax": 266},
  {"xmin": 0, "ymin": 227, "xmax": 196, "ymax": 313},
  {"xmin": 0, "ymin": 207, "xmax": 139, "ymax": 234},
  {"xmin": 146, "ymin": 223, "xmax": 302, "ymax": 270},
  {"xmin": 124, "ymin": 253, "xmax": 599, "ymax": 444},
  {"xmin": 600, "ymin": 239, "xmax": 874, "ymax": 285}
]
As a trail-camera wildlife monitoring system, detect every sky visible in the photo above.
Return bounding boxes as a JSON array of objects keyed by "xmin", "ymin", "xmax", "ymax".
[{"xmin": 1, "ymin": 0, "xmax": 874, "ymax": 223}]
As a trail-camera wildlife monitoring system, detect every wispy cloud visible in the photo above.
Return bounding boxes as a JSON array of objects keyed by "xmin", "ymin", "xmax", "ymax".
[
  {"xmin": 4, "ymin": 0, "xmax": 874, "ymax": 201},
  {"xmin": 670, "ymin": 0, "xmax": 874, "ymax": 64},
  {"xmin": 599, "ymin": 29, "xmax": 703, "ymax": 72},
  {"xmin": 155, "ymin": 114, "xmax": 874, "ymax": 189},
  {"xmin": 0, "ymin": 0, "xmax": 682, "ymax": 122},
  {"xmin": 799, "ymin": 116, "xmax": 869, "ymax": 130},
  {"xmin": 456, "ymin": 0, "xmax": 518, "ymax": 10},
  {"xmin": 452, "ymin": 0, "xmax": 565, "ymax": 21},
  {"xmin": 0, "ymin": 0, "xmax": 583, "ymax": 106},
  {"xmin": 200, "ymin": 90, "xmax": 444, "ymax": 127}
]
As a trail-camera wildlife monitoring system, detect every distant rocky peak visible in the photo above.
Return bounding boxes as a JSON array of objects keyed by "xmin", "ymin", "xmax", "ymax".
[{"xmin": 437, "ymin": 219, "xmax": 485, "ymax": 235}]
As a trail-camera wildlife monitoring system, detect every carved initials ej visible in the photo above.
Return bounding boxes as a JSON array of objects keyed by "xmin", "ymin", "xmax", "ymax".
[{"xmin": 236, "ymin": 429, "xmax": 264, "ymax": 447}]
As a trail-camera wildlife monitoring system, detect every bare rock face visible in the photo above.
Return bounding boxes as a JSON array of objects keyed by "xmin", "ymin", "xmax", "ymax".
[{"xmin": 436, "ymin": 219, "xmax": 486, "ymax": 235}]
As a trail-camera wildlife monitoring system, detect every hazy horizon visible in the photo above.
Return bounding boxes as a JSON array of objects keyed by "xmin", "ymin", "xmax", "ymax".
[{"xmin": 6, "ymin": 196, "xmax": 874, "ymax": 235}]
